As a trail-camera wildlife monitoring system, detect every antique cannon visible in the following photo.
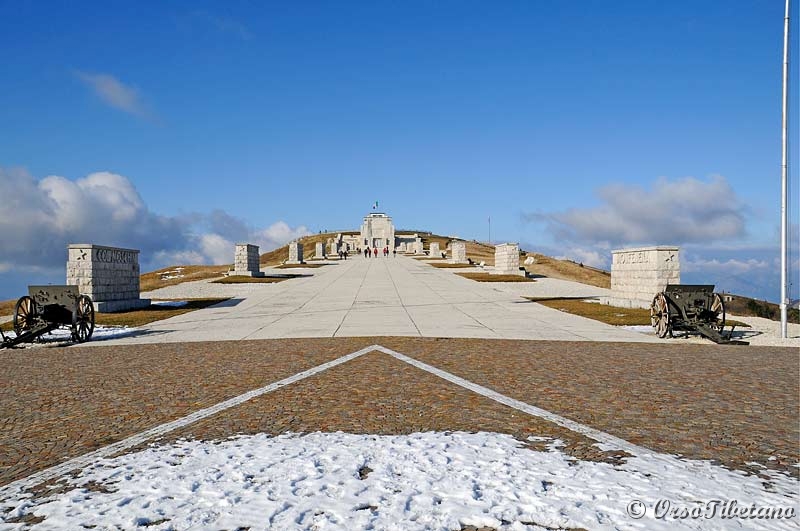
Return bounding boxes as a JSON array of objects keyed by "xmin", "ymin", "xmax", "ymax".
[
  {"xmin": 0, "ymin": 285, "xmax": 94, "ymax": 348},
  {"xmin": 650, "ymin": 284, "xmax": 747, "ymax": 345}
]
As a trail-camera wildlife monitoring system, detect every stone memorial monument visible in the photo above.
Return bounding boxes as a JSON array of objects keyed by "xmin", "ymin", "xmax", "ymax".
[
  {"xmin": 231, "ymin": 243, "xmax": 264, "ymax": 277},
  {"xmin": 287, "ymin": 241, "xmax": 305, "ymax": 264},
  {"xmin": 414, "ymin": 237, "xmax": 423, "ymax": 255},
  {"xmin": 492, "ymin": 243, "xmax": 524, "ymax": 276},
  {"xmin": 449, "ymin": 241, "xmax": 468, "ymax": 264},
  {"xmin": 607, "ymin": 246, "xmax": 680, "ymax": 308},
  {"xmin": 314, "ymin": 242, "xmax": 326, "ymax": 259},
  {"xmin": 429, "ymin": 242, "xmax": 440, "ymax": 258},
  {"xmin": 66, "ymin": 244, "xmax": 150, "ymax": 312}
]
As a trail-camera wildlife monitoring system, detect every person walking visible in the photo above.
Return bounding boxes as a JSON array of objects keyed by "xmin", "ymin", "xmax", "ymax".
[{"xmin": 393, "ymin": 249, "xmax": 396, "ymax": 257}]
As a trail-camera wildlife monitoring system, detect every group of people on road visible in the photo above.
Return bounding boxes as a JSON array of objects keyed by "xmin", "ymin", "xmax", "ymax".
[{"xmin": 362, "ymin": 246, "xmax": 396, "ymax": 258}]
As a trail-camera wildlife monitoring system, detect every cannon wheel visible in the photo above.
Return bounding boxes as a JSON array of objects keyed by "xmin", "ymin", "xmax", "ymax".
[
  {"xmin": 709, "ymin": 293, "xmax": 726, "ymax": 332},
  {"xmin": 650, "ymin": 292, "xmax": 672, "ymax": 338},
  {"xmin": 13, "ymin": 296, "xmax": 36, "ymax": 336},
  {"xmin": 71, "ymin": 295, "xmax": 95, "ymax": 343}
]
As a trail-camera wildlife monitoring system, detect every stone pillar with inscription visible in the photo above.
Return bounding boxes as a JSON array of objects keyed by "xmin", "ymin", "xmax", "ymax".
[
  {"xmin": 314, "ymin": 242, "xmax": 326, "ymax": 259},
  {"xmin": 67, "ymin": 244, "xmax": 150, "ymax": 312},
  {"xmin": 607, "ymin": 246, "xmax": 680, "ymax": 308},
  {"xmin": 429, "ymin": 242, "xmax": 440, "ymax": 258},
  {"xmin": 449, "ymin": 241, "xmax": 468, "ymax": 264},
  {"xmin": 492, "ymin": 243, "xmax": 524, "ymax": 276},
  {"xmin": 414, "ymin": 237, "xmax": 424, "ymax": 255},
  {"xmin": 287, "ymin": 241, "xmax": 305, "ymax": 264},
  {"xmin": 231, "ymin": 243, "xmax": 264, "ymax": 277}
]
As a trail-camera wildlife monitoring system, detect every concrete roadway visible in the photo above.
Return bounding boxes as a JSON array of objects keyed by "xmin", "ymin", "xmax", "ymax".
[{"xmin": 100, "ymin": 255, "xmax": 660, "ymax": 345}]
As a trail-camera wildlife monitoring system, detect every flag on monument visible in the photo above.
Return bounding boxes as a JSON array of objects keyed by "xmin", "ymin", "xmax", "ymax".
[{"xmin": 373, "ymin": 201, "xmax": 379, "ymax": 210}]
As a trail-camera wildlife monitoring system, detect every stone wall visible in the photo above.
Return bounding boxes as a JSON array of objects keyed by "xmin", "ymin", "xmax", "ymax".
[
  {"xmin": 429, "ymin": 242, "xmax": 440, "ymax": 258},
  {"xmin": 66, "ymin": 244, "xmax": 150, "ymax": 312},
  {"xmin": 231, "ymin": 243, "xmax": 264, "ymax": 277},
  {"xmin": 450, "ymin": 241, "xmax": 468, "ymax": 264},
  {"xmin": 492, "ymin": 243, "xmax": 524, "ymax": 276},
  {"xmin": 287, "ymin": 241, "xmax": 305, "ymax": 264},
  {"xmin": 608, "ymin": 246, "xmax": 680, "ymax": 308}
]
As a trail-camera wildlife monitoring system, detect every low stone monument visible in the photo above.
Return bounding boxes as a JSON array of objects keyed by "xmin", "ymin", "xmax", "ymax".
[
  {"xmin": 398, "ymin": 242, "xmax": 407, "ymax": 252},
  {"xmin": 329, "ymin": 240, "xmax": 339, "ymax": 256},
  {"xmin": 287, "ymin": 241, "xmax": 305, "ymax": 264},
  {"xmin": 606, "ymin": 246, "xmax": 680, "ymax": 308},
  {"xmin": 414, "ymin": 237, "xmax": 424, "ymax": 255},
  {"xmin": 231, "ymin": 243, "xmax": 264, "ymax": 277},
  {"xmin": 449, "ymin": 241, "xmax": 468, "ymax": 264},
  {"xmin": 524, "ymin": 256, "xmax": 536, "ymax": 265},
  {"xmin": 492, "ymin": 243, "xmax": 525, "ymax": 276},
  {"xmin": 314, "ymin": 242, "xmax": 326, "ymax": 259},
  {"xmin": 429, "ymin": 242, "xmax": 440, "ymax": 257},
  {"xmin": 67, "ymin": 244, "xmax": 150, "ymax": 312}
]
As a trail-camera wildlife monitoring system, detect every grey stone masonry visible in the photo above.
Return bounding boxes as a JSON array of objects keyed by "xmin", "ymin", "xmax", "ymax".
[
  {"xmin": 314, "ymin": 242, "xmax": 326, "ymax": 259},
  {"xmin": 414, "ymin": 237, "xmax": 424, "ymax": 255},
  {"xmin": 429, "ymin": 242, "xmax": 440, "ymax": 258},
  {"xmin": 287, "ymin": 241, "xmax": 305, "ymax": 264},
  {"xmin": 450, "ymin": 241, "xmax": 468, "ymax": 264},
  {"xmin": 607, "ymin": 246, "xmax": 680, "ymax": 309},
  {"xmin": 492, "ymin": 243, "xmax": 525, "ymax": 276},
  {"xmin": 66, "ymin": 244, "xmax": 150, "ymax": 312},
  {"xmin": 231, "ymin": 243, "xmax": 264, "ymax": 277}
]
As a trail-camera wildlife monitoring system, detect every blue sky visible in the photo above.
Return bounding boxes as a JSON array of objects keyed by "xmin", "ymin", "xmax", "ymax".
[{"xmin": 0, "ymin": 0, "xmax": 797, "ymax": 302}]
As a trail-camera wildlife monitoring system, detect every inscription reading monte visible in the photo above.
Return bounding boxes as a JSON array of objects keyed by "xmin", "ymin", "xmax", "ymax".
[{"xmin": 617, "ymin": 251, "xmax": 650, "ymax": 265}]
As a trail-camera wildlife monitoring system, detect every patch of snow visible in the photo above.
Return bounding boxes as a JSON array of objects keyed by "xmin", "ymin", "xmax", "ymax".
[
  {"xmin": 1, "ymin": 432, "xmax": 796, "ymax": 530},
  {"xmin": 1, "ymin": 325, "xmax": 139, "ymax": 346}
]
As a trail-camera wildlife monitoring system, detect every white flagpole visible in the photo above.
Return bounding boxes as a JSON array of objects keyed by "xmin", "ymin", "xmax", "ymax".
[{"xmin": 780, "ymin": 0, "xmax": 791, "ymax": 338}]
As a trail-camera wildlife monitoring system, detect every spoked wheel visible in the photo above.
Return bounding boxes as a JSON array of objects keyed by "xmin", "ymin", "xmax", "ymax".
[
  {"xmin": 650, "ymin": 292, "xmax": 672, "ymax": 338},
  {"xmin": 72, "ymin": 295, "xmax": 95, "ymax": 343},
  {"xmin": 13, "ymin": 296, "xmax": 36, "ymax": 336},
  {"xmin": 709, "ymin": 292, "xmax": 726, "ymax": 332}
]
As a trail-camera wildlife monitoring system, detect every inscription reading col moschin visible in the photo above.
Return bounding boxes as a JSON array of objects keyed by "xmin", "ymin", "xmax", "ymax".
[
  {"xmin": 93, "ymin": 248, "xmax": 135, "ymax": 264},
  {"xmin": 616, "ymin": 251, "xmax": 650, "ymax": 265}
]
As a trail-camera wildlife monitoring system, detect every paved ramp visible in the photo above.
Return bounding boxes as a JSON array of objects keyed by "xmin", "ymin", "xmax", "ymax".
[{"xmin": 101, "ymin": 256, "xmax": 659, "ymax": 344}]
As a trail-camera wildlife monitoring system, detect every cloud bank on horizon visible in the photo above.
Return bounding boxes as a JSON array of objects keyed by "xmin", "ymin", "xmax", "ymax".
[
  {"xmin": 525, "ymin": 176, "xmax": 746, "ymax": 248},
  {"xmin": 0, "ymin": 167, "xmax": 310, "ymax": 283},
  {"xmin": 521, "ymin": 175, "xmax": 797, "ymax": 302}
]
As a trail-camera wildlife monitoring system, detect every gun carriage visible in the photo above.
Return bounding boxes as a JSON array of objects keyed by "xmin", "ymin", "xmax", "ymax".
[
  {"xmin": 650, "ymin": 284, "xmax": 747, "ymax": 345},
  {"xmin": 0, "ymin": 285, "xmax": 94, "ymax": 348}
]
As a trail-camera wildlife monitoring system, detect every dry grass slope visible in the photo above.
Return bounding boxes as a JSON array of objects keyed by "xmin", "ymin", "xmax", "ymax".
[
  {"xmin": 140, "ymin": 265, "xmax": 230, "ymax": 292},
  {"xmin": 523, "ymin": 253, "xmax": 611, "ymax": 289}
]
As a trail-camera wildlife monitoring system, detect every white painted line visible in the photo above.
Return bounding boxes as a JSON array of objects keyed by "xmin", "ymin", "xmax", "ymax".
[
  {"xmin": 0, "ymin": 344, "xmax": 379, "ymax": 503},
  {"xmin": 374, "ymin": 345, "xmax": 654, "ymax": 457},
  {"xmin": 3, "ymin": 342, "xmax": 672, "ymax": 505}
]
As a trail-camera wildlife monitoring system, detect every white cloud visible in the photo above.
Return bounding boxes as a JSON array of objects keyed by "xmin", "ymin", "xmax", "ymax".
[
  {"xmin": 0, "ymin": 167, "xmax": 310, "ymax": 275},
  {"xmin": 198, "ymin": 233, "xmax": 234, "ymax": 265},
  {"xmin": 254, "ymin": 221, "xmax": 311, "ymax": 249},
  {"xmin": 527, "ymin": 175, "xmax": 746, "ymax": 247},
  {"xmin": 553, "ymin": 247, "xmax": 609, "ymax": 269},
  {"xmin": 74, "ymin": 72, "xmax": 153, "ymax": 119},
  {"xmin": 683, "ymin": 257, "xmax": 770, "ymax": 275}
]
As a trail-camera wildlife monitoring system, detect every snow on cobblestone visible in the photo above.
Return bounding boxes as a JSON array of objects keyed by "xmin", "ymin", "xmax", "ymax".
[{"xmin": 1, "ymin": 432, "xmax": 796, "ymax": 530}]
